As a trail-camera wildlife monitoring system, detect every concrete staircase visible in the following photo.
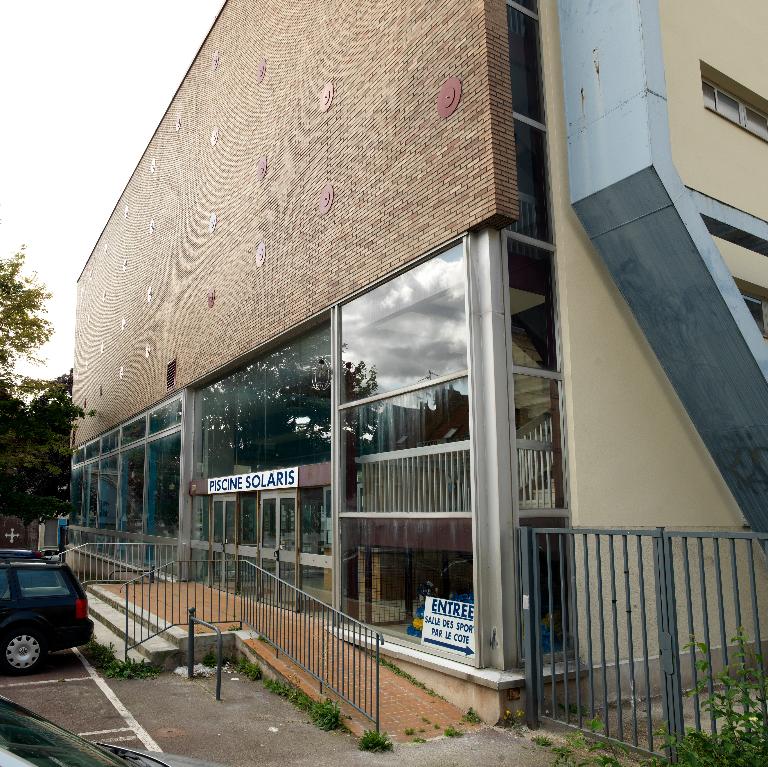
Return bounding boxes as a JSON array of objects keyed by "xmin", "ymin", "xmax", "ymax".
[{"xmin": 85, "ymin": 584, "xmax": 240, "ymax": 670}]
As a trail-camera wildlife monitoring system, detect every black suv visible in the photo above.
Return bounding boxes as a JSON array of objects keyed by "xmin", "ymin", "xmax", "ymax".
[{"xmin": 0, "ymin": 559, "xmax": 93, "ymax": 674}]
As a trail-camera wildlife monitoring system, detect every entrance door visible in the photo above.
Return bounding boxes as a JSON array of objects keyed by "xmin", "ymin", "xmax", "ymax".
[
  {"xmin": 211, "ymin": 495, "xmax": 237, "ymax": 587},
  {"xmin": 259, "ymin": 491, "xmax": 297, "ymax": 586}
]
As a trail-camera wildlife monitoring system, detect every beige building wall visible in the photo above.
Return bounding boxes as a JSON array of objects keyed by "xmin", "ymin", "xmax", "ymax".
[
  {"xmin": 537, "ymin": 2, "xmax": 744, "ymax": 529},
  {"xmin": 660, "ymin": 0, "xmax": 768, "ymax": 224}
]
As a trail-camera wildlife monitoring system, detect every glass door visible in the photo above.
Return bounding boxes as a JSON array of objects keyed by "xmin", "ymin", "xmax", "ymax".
[
  {"xmin": 299, "ymin": 486, "xmax": 333, "ymax": 605},
  {"xmin": 211, "ymin": 495, "xmax": 236, "ymax": 587},
  {"xmin": 260, "ymin": 491, "xmax": 297, "ymax": 585}
]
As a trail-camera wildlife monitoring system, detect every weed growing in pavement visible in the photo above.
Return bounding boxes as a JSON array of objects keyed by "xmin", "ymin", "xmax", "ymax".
[
  {"xmin": 462, "ymin": 707, "xmax": 482, "ymax": 724},
  {"xmin": 550, "ymin": 718, "xmax": 628, "ymax": 767},
  {"xmin": 227, "ymin": 625, "xmax": 240, "ymax": 632},
  {"xmin": 444, "ymin": 726, "xmax": 463, "ymax": 738},
  {"xmin": 421, "ymin": 716, "xmax": 431, "ymax": 724},
  {"xmin": 412, "ymin": 737, "xmax": 427, "ymax": 744},
  {"xmin": 533, "ymin": 735, "xmax": 553, "ymax": 747},
  {"xmin": 358, "ymin": 729, "xmax": 393, "ymax": 752},
  {"xmin": 83, "ymin": 639, "xmax": 116, "ymax": 667},
  {"xmin": 234, "ymin": 657, "xmax": 262, "ymax": 681},
  {"xmin": 263, "ymin": 677, "xmax": 342, "ymax": 731},
  {"xmin": 404, "ymin": 728, "xmax": 415, "ymax": 736},
  {"xmin": 310, "ymin": 699, "xmax": 342, "ymax": 731},
  {"xmin": 378, "ymin": 657, "xmax": 445, "ymax": 699},
  {"xmin": 103, "ymin": 657, "xmax": 161, "ymax": 680},
  {"xmin": 433, "ymin": 723, "xmax": 441, "ymax": 730},
  {"xmin": 201, "ymin": 651, "xmax": 217, "ymax": 668},
  {"xmin": 83, "ymin": 639, "xmax": 160, "ymax": 680}
]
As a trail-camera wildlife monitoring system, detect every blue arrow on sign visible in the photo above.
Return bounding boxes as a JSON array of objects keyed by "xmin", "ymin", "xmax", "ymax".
[{"xmin": 423, "ymin": 637, "xmax": 475, "ymax": 656}]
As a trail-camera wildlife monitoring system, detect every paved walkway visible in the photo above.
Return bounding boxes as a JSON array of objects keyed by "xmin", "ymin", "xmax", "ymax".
[{"xmin": 104, "ymin": 580, "xmax": 480, "ymax": 742}]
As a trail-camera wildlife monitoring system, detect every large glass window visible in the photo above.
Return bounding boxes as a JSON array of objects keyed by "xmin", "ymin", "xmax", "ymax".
[
  {"xmin": 149, "ymin": 399, "xmax": 182, "ymax": 435},
  {"xmin": 514, "ymin": 374, "xmax": 565, "ymax": 510},
  {"xmin": 98, "ymin": 455, "xmax": 118, "ymax": 528},
  {"xmin": 83, "ymin": 462, "xmax": 99, "ymax": 527},
  {"xmin": 508, "ymin": 239, "xmax": 556, "ymax": 370},
  {"xmin": 341, "ymin": 244, "xmax": 467, "ymax": 402},
  {"xmin": 341, "ymin": 518, "xmax": 473, "ymax": 637},
  {"xmin": 121, "ymin": 417, "xmax": 146, "ymax": 446},
  {"xmin": 70, "ymin": 465, "xmax": 83, "ymax": 525},
  {"xmin": 85, "ymin": 441, "xmax": 99, "ymax": 461},
  {"xmin": 507, "ymin": 4, "xmax": 543, "ymax": 123},
  {"xmin": 100, "ymin": 430, "xmax": 119, "ymax": 455},
  {"xmin": 300, "ymin": 488, "xmax": 332, "ymax": 556},
  {"xmin": 342, "ymin": 379, "xmax": 470, "ymax": 514},
  {"xmin": 511, "ymin": 120, "xmax": 550, "ymax": 242},
  {"xmin": 199, "ymin": 323, "xmax": 331, "ymax": 478},
  {"xmin": 146, "ymin": 432, "xmax": 181, "ymax": 537},
  {"xmin": 118, "ymin": 445, "xmax": 145, "ymax": 533}
]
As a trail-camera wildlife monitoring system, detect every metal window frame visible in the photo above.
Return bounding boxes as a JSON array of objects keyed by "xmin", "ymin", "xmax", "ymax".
[{"xmin": 703, "ymin": 78, "xmax": 768, "ymax": 142}]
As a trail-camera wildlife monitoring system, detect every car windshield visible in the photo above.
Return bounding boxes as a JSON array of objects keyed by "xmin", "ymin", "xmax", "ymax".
[{"xmin": 0, "ymin": 700, "xmax": 131, "ymax": 767}]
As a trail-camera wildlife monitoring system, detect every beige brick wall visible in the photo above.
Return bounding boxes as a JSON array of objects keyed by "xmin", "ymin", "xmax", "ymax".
[{"xmin": 73, "ymin": 0, "xmax": 517, "ymax": 444}]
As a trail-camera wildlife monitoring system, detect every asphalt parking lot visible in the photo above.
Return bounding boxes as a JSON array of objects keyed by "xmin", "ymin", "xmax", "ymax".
[{"xmin": 0, "ymin": 648, "xmax": 555, "ymax": 767}]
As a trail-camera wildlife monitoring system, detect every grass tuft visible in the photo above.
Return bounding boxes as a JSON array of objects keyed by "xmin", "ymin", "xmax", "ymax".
[{"xmin": 358, "ymin": 729, "xmax": 393, "ymax": 752}]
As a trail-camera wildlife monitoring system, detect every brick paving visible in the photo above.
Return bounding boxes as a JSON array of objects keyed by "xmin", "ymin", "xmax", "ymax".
[{"xmin": 103, "ymin": 581, "xmax": 481, "ymax": 742}]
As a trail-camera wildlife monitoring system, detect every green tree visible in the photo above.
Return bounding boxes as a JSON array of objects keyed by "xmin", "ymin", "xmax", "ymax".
[{"xmin": 0, "ymin": 248, "xmax": 85, "ymax": 523}]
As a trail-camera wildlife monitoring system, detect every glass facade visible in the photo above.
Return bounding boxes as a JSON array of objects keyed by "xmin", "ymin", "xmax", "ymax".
[
  {"xmin": 341, "ymin": 243, "xmax": 466, "ymax": 402},
  {"xmin": 198, "ymin": 323, "xmax": 331, "ymax": 478},
  {"xmin": 70, "ymin": 397, "xmax": 182, "ymax": 538},
  {"xmin": 339, "ymin": 246, "xmax": 474, "ymax": 642}
]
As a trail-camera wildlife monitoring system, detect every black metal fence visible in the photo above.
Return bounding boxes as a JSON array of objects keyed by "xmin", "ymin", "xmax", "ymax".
[
  {"xmin": 520, "ymin": 526, "xmax": 768, "ymax": 756},
  {"xmin": 119, "ymin": 556, "xmax": 382, "ymax": 730}
]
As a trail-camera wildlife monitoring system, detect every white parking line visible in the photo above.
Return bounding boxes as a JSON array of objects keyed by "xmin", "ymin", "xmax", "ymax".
[
  {"xmin": 72, "ymin": 648, "xmax": 162, "ymax": 753},
  {"xmin": 77, "ymin": 727, "xmax": 133, "ymax": 737},
  {"xmin": 95, "ymin": 735, "xmax": 143, "ymax": 744},
  {"xmin": 0, "ymin": 676, "xmax": 90, "ymax": 689}
]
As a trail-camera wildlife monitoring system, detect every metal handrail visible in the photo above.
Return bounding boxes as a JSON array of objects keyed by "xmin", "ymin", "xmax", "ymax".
[
  {"xmin": 188, "ymin": 608, "xmax": 223, "ymax": 701},
  {"xmin": 115, "ymin": 555, "xmax": 382, "ymax": 730},
  {"xmin": 238, "ymin": 558, "xmax": 382, "ymax": 729},
  {"xmin": 61, "ymin": 541, "xmax": 177, "ymax": 585}
]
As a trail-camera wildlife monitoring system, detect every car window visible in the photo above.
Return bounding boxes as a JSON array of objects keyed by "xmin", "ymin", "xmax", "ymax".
[
  {"xmin": 0, "ymin": 703, "xmax": 130, "ymax": 766},
  {"xmin": 0, "ymin": 571, "xmax": 10, "ymax": 600},
  {"xmin": 16, "ymin": 569, "xmax": 72, "ymax": 598}
]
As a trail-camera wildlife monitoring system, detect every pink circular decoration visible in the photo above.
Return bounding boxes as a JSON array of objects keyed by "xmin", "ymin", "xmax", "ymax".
[
  {"xmin": 437, "ymin": 76, "xmax": 462, "ymax": 118},
  {"xmin": 255, "ymin": 241, "xmax": 266, "ymax": 266},
  {"xmin": 256, "ymin": 156, "xmax": 268, "ymax": 181},
  {"xmin": 320, "ymin": 81, "xmax": 335, "ymax": 112},
  {"xmin": 257, "ymin": 58, "xmax": 267, "ymax": 83},
  {"xmin": 319, "ymin": 184, "xmax": 334, "ymax": 215}
]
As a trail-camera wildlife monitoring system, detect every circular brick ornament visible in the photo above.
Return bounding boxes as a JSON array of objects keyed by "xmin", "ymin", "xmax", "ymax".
[
  {"xmin": 437, "ymin": 76, "xmax": 462, "ymax": 118},
  {"xmin": 319, "ymin": 183, "xmax": 334, "ymax": 215},
  {"xmin": 320, "ymin": 81, "xmax": 335, "ymax": 112},
  {"xmin": 255, "ymin": 241, "xmax": 266, "ymax": 266},
  {"xmin": 257, "ymin": 58, "xmax": 267, "ymax": 84},
  {"xmin": 256, "ymin": 156, "xmax": 268, "ymax": 181}
]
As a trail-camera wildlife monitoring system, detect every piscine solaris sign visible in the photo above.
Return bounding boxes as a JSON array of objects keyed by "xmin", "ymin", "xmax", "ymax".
[
  {"xmin": 421, "ymin": 596, "xmax": 475, "ymax": 657},
  {"xmin": 207, "ymin": 467, "xmax": 298, "ymax": 494}
]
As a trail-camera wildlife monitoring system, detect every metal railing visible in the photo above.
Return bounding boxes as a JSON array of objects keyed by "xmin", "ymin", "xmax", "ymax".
[
  {"xmin": 521, "ymin": 526, "xmax": 768, "ymax": 757},
  {"xmin": 188, "ymin": 608, "xmax": 223, "ymax": 701},
  {"xmin": 61, "ymin": 541, "xmax": 177, "ymax": 585},
  {"xmin": 239, "ymin": 558, "xmax": 382, "ymax": 729},
  {"xmin": 118, "ymin": 556, "xmax": 382, "ymax": 730}
]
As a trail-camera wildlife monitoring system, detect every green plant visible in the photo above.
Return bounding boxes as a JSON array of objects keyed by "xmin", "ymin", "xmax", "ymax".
[
  {"xmin": 550, "ymin": 719, "xmax": 628, "ymax": 767},
  {"xmin": 201, "ymin": 651, "xmax": 217, "ymax": 668},
  {"xmin": 234, "ymin": 657, "xmax": 262, "ymax": 681},
  {"xmin": 651, "ymin": 630, "xmax": 768, "ymax": 767},
  {"xmin": 103, "ymin": 657, "xmax": 161, "ymax": 680},
  {"xmin": 263, "ymin": 677, "xmax": 341, "ymax": 731},
  {"xmin": 462, "ymin": 707, "xmax": 482, "ymax": 724},
  {"xmin": 379, "ymin": 657, "xmax": 444, "ymax": 699},
  {"xmin": 83, "ymin": 639, "xmax": 117, "ymax": 669},
  {"xmin": 434, "ymin": 723, "xmax": 441, "ymax": 730},
  {"xmin": 227, "ymin": 625, "xmax": 240, "ymax": 632},
  {"xmin": 444, "ymin": 726, "xmax": 463, "ymax": 738},
  {"xmin": 421, "ymin": 716, "xmax": 431, "ymax": 724},
  {"xmin": 413, "ymin": 737, "xmax": 426, "ymax": 743},
  {"xmin": 311, "ymin": 699, "xmax": 341, "ymax": 731},
  {"xmin": 533, "ymin": 735, "xmax": 553, "ymax": 747},
  {"xmin": 358, "ymin": 729, "xmax": 393, "ymax": 752},
  {"xmin": 404, "ymin": 727, "xmax": 415, "ymax": 736}
]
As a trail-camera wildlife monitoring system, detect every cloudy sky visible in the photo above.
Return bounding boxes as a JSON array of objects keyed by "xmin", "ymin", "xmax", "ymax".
[{"xmin": 0, "ymin": 1, "xmax": 224, "ymax": 379}]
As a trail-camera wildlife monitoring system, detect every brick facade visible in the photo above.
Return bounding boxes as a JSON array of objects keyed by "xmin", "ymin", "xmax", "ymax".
[{"xmin": 73, "ymin": 0, "xmax": 517, "ymax": 444}]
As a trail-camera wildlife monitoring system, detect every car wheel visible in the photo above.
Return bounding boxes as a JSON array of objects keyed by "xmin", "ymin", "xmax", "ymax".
[{"xmin": 1, "ymin": 629, "xmax": 47, "ymax": 675}]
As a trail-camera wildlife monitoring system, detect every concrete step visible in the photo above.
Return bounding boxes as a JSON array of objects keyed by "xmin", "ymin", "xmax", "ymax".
[{"xmin": 87, "ymin": 591, "xmax": 181, "ymax": 670}]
